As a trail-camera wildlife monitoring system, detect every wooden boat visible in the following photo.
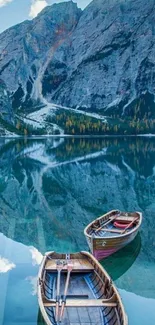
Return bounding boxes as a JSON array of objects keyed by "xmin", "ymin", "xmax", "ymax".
[
  {"xmin": 38, "ymin": 251, "xmax": 128, "ymax": 325},
  {"xmin": 84, "ymin": 210, "xmax": 142, "ymax": 260}
]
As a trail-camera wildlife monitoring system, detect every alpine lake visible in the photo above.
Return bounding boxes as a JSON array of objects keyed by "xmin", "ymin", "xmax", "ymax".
[{"xmin": 0, "ymin": 136, "xmax": 155, "ymax": 325}]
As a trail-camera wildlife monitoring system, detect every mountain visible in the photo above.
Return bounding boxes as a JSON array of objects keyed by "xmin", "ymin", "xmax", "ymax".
[
  {"xmin": 0, "ymin": 2, "xmax": 81, "ymax": 109},
  {"xmin": 0, "ymin": 0, "xmax": 155, "ymax": 135}
]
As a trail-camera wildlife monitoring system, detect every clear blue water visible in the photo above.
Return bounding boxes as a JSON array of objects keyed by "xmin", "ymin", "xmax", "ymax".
[{"xmin": 0, "ymin": 137, "xmax": 155, "ymax": 324}]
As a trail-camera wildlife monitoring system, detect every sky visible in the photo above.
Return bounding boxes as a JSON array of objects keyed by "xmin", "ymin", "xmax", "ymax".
[{"xmin": 0, "ymin": 0, "xmax": 91, "ymax": 33}]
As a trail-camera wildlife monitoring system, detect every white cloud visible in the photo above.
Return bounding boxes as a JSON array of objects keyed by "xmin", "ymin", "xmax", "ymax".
[
  {"xmin": 0, "ymin": 0, "xmax": 12, "ymax": 8},
  {"xmin": 29, "ymin": 247, "xmax": 43, "ymax": 265},
  {"xmin": 26, "ymin": 276, "xmax": 38, "ymax": 295},
  {"xmin": 29, "ymin": 0, "xmax": 48, "ymax": 18},
  {"xmin": 0, "ymin": 256, "xmax": 16, "ymax": 273}
]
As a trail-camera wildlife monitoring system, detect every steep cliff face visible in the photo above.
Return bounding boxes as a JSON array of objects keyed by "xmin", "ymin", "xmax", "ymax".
[
  {"xmin": 0, "ymin": 79, "xmax": 14, "ymax": 128},
  {"xmin": 0, "ymin": 1, "xmax": 81, "ymax": 111},
  {"xmin": 50, "ymin": 0, "xmax": 155, "ymax": 112},
  {"xmin": 0, "ymin": 0, "xmax": 155, "ymax": 118}
]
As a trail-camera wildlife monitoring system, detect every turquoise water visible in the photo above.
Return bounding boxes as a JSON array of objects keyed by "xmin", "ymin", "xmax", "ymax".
[{"xmin": 0, "ymin": 137, "xmax": 155, "ymax": 324}]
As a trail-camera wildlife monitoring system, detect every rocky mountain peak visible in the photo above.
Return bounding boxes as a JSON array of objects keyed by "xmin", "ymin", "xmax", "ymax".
[
  {"xmin": 0, "ymin": 0, "xmax": 155, "ymax": 133},
  {"xmin": 0, "ymin": 1, "xmax": 82, "ymax": 113}
]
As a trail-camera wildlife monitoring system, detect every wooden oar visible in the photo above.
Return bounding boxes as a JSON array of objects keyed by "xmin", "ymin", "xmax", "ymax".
[
  {"xmin": 55, "ymin": 261, "xmax": 63, "ymax": 322},
  {"xmin": 59, "ymin": 263, "xmax": 73, "ymax": 322},
  {"xmin": 121, "ymin": 217, "xmax": 139, "ymax": 234}
]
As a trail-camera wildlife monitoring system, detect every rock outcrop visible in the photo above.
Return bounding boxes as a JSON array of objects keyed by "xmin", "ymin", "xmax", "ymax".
[
  {"xmin": 0, "ymin": 0, "xmax": 155, "ymax": 116},
  {"xmin": 55, "ymin": 0, "xmax": 155, "ymax": 113},
  {"xmin": 0, "ymin": 1, "xmax": 81, "ymax": 111},
  {"xmin": 0, "ymin": 79, "xmax": 14, "ymax": 124}
]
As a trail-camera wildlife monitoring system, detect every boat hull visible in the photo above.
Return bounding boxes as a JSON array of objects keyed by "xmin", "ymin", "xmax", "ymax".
[{"xmin": 86, "ymin": 229, "xmax": 139, "ymax": 260}]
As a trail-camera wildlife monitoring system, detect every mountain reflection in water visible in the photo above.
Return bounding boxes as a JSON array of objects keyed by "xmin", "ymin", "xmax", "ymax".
[{"xmin": 0, "ymin": 136, "xmax": 155, "ymax": 324}]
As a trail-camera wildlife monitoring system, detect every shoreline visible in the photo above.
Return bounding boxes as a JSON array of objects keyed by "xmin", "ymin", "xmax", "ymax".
[{"xmin": 0, "ymin": 133, "xmax": 155, "ymax": 140}]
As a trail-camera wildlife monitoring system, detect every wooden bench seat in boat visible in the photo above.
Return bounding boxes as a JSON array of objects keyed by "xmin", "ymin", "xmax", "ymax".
[
  {"xmin": 45, "ymin": 259, "xmax": 94, "ymax": 272},
  {"xmin": 43, "ymin": 299, "xmax": 117, "ymax": 308},
  {"xmin": 110, "ymin": 216, "xmax": 138, "ymax": 222},
  {"xmin": 97, "ymin": 228, "xmax": 123, "ymax": 234}
]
